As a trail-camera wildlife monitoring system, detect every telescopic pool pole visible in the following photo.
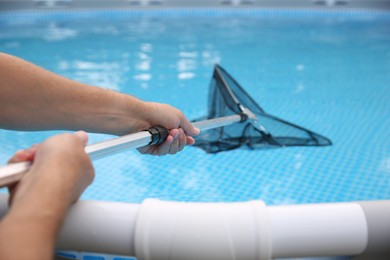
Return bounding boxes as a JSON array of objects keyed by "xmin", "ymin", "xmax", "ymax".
[{"xmin": 0, "ymin": 114, "xmax": 244, "ymax": 188}]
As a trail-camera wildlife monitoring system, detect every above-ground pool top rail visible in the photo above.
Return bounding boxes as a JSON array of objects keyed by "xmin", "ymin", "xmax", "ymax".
[
  {"xmin": 1, "ymin": 0, "xmax": 390, "ymax": 10},
  {"xmin": 1, "ymin": 195, "xmax": 389, "ymax": 259}
]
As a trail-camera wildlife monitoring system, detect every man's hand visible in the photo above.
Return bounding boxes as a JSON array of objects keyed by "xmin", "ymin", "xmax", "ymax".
[
  {"xmin": 137, "ymin": 102, "xmax": 200, "ymax": 155},
  {"xmin": 7, "ymin": 131, "xmax": 94, "ymax": 207}
]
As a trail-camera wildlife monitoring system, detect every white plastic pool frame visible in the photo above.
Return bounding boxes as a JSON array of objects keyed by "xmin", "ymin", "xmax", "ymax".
[{"xmin": 0, "ymin": 195, "xmax": 389, "ymax": 259}]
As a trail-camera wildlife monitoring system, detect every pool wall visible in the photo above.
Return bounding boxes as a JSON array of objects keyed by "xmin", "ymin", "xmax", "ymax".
[{"xmin": 1, "ymin": 0, "xmax": 390, "ymax": 10}]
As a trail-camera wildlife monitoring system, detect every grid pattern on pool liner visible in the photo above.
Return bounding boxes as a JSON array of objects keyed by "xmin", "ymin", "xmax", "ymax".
[{"xmin": 84, "ymin": 135, "xmax": 389, "ymax": 206}]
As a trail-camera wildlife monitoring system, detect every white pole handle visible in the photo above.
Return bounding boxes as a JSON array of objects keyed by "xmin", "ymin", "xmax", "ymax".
[{"xmin": 0, "ymin": 115, "xmax": 243, "ymax": 188}]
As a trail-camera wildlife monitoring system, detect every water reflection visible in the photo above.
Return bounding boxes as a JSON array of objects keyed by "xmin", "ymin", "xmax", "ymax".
[
  {"xmin": 43, "ymin": 22, "xmax": 77, "ymax": 42},
  {"xmin": 296, "ymin": 64, "xmax": 305, "ymax": 71},
  {"xmin": 134, "ymin": 73, "xmax": 152, "ymax": 81},
  {"xmin": 57, "ymin": 60, "xmax": 122, "ymax": 90},
  {"xmin": 3, "ymin": 42, "xmax": 20, "ymax": 48},
  {"xmin": 202, "ymin": 50, "xmax": 221, "ymax": 67},
  {"xmin": 295, "ymin": 83, "xmax": 305, "ymax": 93},
  {"xmin": 133, "ymin": 43, "xmax": 153, "ymax": 88},
  {"xmin": 178, "ymin": 72, "xmax": 195, "ymax": 80},
  {"xmin": 379, "ymin": 157, "xmax": 390, "ymax": 174},
  {"xmin": 92, "ymin": 25, "xmax": 119, "ymax": 36},
  {"xmin": 177, "ymin": 49, "xmax": 197, "ymax": 80}
]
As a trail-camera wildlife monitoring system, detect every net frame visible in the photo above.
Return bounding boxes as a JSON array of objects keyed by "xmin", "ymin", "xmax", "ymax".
[{"xmin": 194, "ymin": 64, "xmax": 332, "ymax": 153}]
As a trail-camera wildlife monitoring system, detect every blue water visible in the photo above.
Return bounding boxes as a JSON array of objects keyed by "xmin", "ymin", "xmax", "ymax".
[{"xmin": 0, "ymin": 9, "xmax": 389, "ymax": 209}]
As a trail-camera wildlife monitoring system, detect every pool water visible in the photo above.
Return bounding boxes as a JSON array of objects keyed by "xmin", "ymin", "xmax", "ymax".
[{"xmin": 0, "ymin": 9, "xmax": 389, "ymax": 208}]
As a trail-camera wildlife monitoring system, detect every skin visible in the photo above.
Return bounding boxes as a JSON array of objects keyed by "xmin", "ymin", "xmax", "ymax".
[
  {"xmin": 0, "ymin": 132, "xmax": 94, "ymax": 260},
  {"xmin": 0, "ymin": 52, "xmax": 200, "ymax": 155},
  {"xmin": 0, "ymin": 53, "xmax": 200, "ymax": 259}
]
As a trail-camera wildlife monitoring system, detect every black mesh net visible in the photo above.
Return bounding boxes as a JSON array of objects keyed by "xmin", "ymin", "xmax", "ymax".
[{"xmin": 193, "ymin": 65, "xmax": 332, "ymax": 153}]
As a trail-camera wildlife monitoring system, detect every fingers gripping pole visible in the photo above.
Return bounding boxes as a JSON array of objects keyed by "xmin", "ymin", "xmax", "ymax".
[
  {"xmin": 0, "ymin": 115, "xmax": 243, "ymax": 188},
  {"xmin": 0, "ymin": 126, "xmax": 167, "ymax": 187}
]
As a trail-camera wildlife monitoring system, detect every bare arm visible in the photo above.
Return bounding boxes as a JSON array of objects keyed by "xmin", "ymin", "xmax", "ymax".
[
  {"xmin": 0, "ymin": 52, "xmax": 149, "ymax": 135},
  {"xmin": 0, "ymin": 53, "xmax": 199, "ymax": 154}
]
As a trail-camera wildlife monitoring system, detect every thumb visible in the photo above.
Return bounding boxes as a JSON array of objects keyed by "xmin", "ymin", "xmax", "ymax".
[
  {"xmin": 180, "ymin": 119, "xmax": 200, "ymax": 137},
  {"xmin": 73, "ymin": 131, "xmax": 89, "ymax": 147}
]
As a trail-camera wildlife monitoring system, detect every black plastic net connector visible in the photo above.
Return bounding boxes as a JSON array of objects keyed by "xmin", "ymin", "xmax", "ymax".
[
  {"xmin": 239, "ymin": 112, "xmax": 248, "ymax": 123},
  {"xmin": 145, "ymin": 126, "xmax": 169, "ymax": 145}
]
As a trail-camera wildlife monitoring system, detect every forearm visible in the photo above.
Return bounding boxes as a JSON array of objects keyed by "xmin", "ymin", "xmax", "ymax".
[
  {"xmin": 0, "ymin": 53, "xmax": 149, "ymax": 135},
  {"xmin": 0, "ymin": 191, "xmax": 68, "ymax": 260},
  {"xmin": 0, "ymin": 155, "xmax": 85, "ymax": 260},
  {"xmin": 0, "ymin": 207, "xmax": 66, "ymax": 260}
]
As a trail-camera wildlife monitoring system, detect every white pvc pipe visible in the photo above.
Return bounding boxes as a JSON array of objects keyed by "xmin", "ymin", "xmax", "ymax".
[
  {"xmin": 268, "ymin": 203, "xmax": 368, "ymax": 258},
  {"xmin": 57, "ymin": 200, "xmax": 140, "ymax": 256},
  {"xmin": 0, "ymin": 194, "xmax": 388, "ymax": 259},
  {"xmin": 134, "ymin": 199, "xmax": 272, "ymax": 260}
]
